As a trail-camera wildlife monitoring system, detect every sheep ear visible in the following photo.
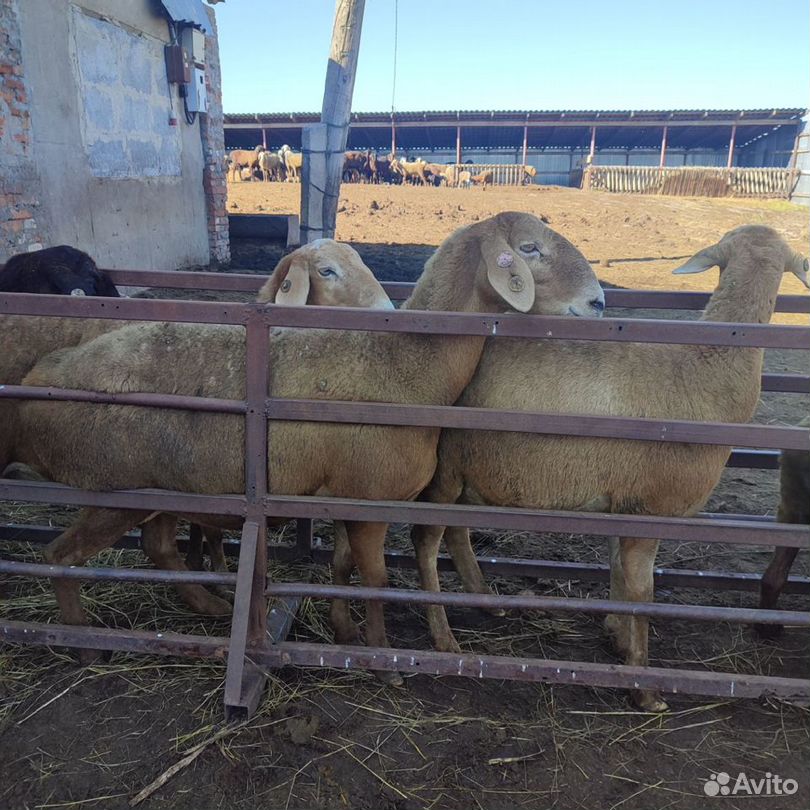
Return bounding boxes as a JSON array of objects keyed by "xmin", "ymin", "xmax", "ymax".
[
  {"xmin": 257, "ymin": 252, "xmax": 310, "ymax": 304},
  {"xmin": 481, "ymin": 238, "xmax": 535, "ymax": 312},
  {"xmin": 790, "ymin": 255, "xmax": 810, "ymax": 289},
  {"xmin": 273, "ymin": 261, "xmax": 310, "ymax": 305},
  {"xmin": 672, "ymin": 248, "xmax": 721, "ymax": 275}
]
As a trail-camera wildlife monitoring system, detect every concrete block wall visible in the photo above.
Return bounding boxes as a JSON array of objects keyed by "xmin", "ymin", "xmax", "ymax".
[
  {"xmin": 2, "ymin": 0, "xmax": 228, "ymax": 270},
  {"xmin": 0, "ymin": 0, "xmax": 43, "ymax": 260}
]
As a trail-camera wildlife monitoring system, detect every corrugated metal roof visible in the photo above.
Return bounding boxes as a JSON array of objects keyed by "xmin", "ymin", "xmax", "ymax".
[
  {"xmin": 224, "ymin": 108, "xmax": 806, "ymax": 125},
  {"xmin": 159, "ymin": 0, "xmax": 211, "ymax": 33}
]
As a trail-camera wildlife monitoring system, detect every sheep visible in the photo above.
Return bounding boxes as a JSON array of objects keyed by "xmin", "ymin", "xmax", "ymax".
[
  {"xmin": 393, "ymin": 158, "xmax": 429, "ymax": 185},
  {"xmin": 11, "ymin": 213, "xmax": 605, "ymax": 677},
  {"xmin": 457, "ymin": 170, "xmax": 473, "ymax": 189},
  {"xmin": 397, "ymin": 225, "xmax": 808, "ymax": 711},
  {"xmin": 228, "ymin": 146, "xmax": 263, "ymax": 181},
  {"xmin": 522, "ymin": 165, "xmax": 537, "ymax": 184},
  {"xmin": 279, "ymin": 145, "xmax": 303, "ymax": 181},
  {"xmin": 757, "ymin": 414, "xmax": 810, "ymax": 637},
  {"xmin": 0, "ymin": 245, "xmax": 120, "ymax": 297},
  {"xmin": 0, "ymin": 241, "xmax": 392, "ymax": 617},
  {"xmin": 258, "ymin": 150, "xmax": 285, "ymax": 182},
  {"xmin": 472, "ymin": 170, "xmax": 494, "ymax": 190}
]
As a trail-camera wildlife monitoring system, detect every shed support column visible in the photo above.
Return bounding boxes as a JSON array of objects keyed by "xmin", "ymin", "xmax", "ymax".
[
  {"xmin": 659, "ymin": 125, "xmax": 668, "ymax": 168},
  {"xmin": 588, "ymin": 126, "xmax": 596, "ymax": 164},
  {"xmin": 300, "ymin": 0, "xmax": 366, "ymax": 242},
  {"xmin": 727, "ymin": 124, "xmax": 737, "ymax": 169},
  {"xmin": 456, "ymin": 126, "xmax": 462, "ymax": 164},
  {"xmin": 391, "ymin": 119, "xmax": 396, "ymax": 156},
  {"xmin": 261, "ymin": 128, "xmax": 267, "ymax": 149},
  {"xmin": 521, "ymin": 124, "xmax": 528, "ymax": 166}
]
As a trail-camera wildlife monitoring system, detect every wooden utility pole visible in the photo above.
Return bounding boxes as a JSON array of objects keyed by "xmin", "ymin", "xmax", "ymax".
[{"xmin": 300, "ymin": 0, "xmax": 365, "ymax": 242}]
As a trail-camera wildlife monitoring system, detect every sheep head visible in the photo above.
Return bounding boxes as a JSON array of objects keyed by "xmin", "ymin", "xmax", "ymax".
[
  {"xmin": 673, "ymin": 225, "xmax": 809, "ymax": 289},
  {"xmin": 256, "ymin": 240, "xmax": 393, "ymax": 309},
  {"xmin": 449, "ymin": 212, "xmax": 604, "ymax": 316}
]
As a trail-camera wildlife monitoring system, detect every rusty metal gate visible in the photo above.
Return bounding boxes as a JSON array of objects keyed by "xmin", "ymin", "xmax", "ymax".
[{"xmin": 1, "ymin": 268, "xmax": 808, "ymax": 718}]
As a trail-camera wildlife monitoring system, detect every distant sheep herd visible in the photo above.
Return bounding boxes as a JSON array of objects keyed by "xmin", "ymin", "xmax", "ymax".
[
  {"xmin": 226, "ymin": 144, "xmax": 537, "ymax": 188},
  {"xmin": 0, "ymin": 217, "xmax": 807, "ymax": 710}
]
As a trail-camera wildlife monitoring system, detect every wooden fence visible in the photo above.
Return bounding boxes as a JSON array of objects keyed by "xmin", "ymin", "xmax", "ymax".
[
  {"xmin": 582, "ymin": 166, "xmax": 799, "ymax": 198},
  {"xmin": 450, "ymin": 163, "xmax": 529, "ymax": 186}
]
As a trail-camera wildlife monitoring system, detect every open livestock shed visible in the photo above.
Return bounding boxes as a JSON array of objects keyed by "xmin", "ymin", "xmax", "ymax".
[
  {"xmin": 225, "ymin": 107, "xmax": 806, "ymax": 187},
  {"xmin": 0, "ymin": 0, "xmax": 230, "ymax": 267}
]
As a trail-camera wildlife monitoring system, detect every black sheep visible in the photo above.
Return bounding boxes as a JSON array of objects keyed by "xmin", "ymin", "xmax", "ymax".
[{"xmin": 0, "ymin": 245, "xmax": 120, "ymax": 297}]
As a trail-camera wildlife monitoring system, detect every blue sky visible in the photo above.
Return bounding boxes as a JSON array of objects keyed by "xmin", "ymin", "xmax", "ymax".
[{"xmin": 214, "ymin": 0, "xmax": 808, "ymax": 113}]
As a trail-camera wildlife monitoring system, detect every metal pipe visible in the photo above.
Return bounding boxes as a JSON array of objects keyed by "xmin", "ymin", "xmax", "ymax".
[
  {"xmin": 260, "ymin": 641, "xmax": 810, "ymax": 701},
  {"xmin": 265, "ymin": 583, "xmax": 810, "ymax": 626},
  {"xmin": 0, "ymin": 558, "xmax": 237, "ymax": 585}
]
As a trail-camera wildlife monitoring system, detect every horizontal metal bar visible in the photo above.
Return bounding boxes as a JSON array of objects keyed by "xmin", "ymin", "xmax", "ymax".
[
  {"xmin": 603, "ymin": 290, "xmax": 810, "ymax": 314},
  {"xmin": 258, "ymin": 641, "xmax": 810, "ymax": 701},
  {"xmin": 0, "ymin": 385, "xmax": 246, "ymax": 414},
  {"xmin": 0, "ymin": 558, "xmax": 237, "ymax": 585},
  {"xmin": 365, "ymin": 548, "xmax": 810, "ymax": 596},
  {"xmin": 2, "ymin": 293, "xmax": 806, "ymax": 348},
  {"xmin": 760, "ymin": 373, "xmax": 810, "ymax": 394},
  {"xmin": 0, "ymin": 291, "xmax": 250, "ymax": 325},
  {"xmin": 0, "ymin": 619, "xmax": 230, "ymax": 659},
  {"xmin": 0, "ymin": 480, "xmax": 246, "ymax": 516},
  {"xmin": 727, "ymin": 449, "xmax": 779, "ymax": 468},
  {"xmin": 266, "ymin": 399, "xmax": 809, "ymax": 451},
  {"xmin": 5, "ymin": 524, "xmax": 810, "ymax": 596},
  {"xmin": 94, "ymin": 269, "xmax": 810, "ymax": 315},
  {"xmin": 266, "ymin": 583, "xmax": 810, "ymax": 626},
  {"xmin": 263, "ymin": 495, "xmax": 810, "ymax": 548},
  {"xmin": 260, "ymin": 307, "xmax": 810, "ymax": 349}
]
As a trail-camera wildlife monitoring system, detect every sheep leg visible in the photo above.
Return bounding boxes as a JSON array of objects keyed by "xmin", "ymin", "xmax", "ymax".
[
  {"xmin": 756, "ymin": 546, "xmax": 799, "ymax": 638},
  {"xmin": 443, "ymin": 526, "xmax": 505, "ymax": 617},
  {"xmin": 204, "ymin": 527, "xmax": 229, "ymax": 573},
  {"xmin": 343, "ymin": 520, "xmax": 404, "ymax": 686},
  {"xmin": 185, "ymin": 523, "xmax": 206, "ymax": 571},
  {"xmin": 141, "ymin": 515, "xmax": 232, "ymax": 616},
  {"xmin": 329, "ymin": 521, "xmax": 361, "ymax": 643},
  {"xmin": 604, "ymin": 536, "xmax": 632, "ymax": 656},
  {"xmin": 616, "ymin": 536, "xmax": 667, "ymax": 712},
  {"xmin": 411, "ymin": 523, "xmax": 462, "ymax": 653},
  {"xmin": 43, "ymin": 507, "xmax": 150, "ymax": 662}
]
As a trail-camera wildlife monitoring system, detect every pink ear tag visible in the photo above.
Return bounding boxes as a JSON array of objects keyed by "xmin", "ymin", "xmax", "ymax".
[{"xmin": 497, "ymin": 251, "xmax": 514, "ymax": 268}]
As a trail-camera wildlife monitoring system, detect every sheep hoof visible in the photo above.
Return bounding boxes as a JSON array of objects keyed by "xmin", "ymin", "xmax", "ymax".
[
  {"xmin": 632, "ymin": 689, "xmax": 669, "ymax": 713},
  {"xmin": 375, "ymin": 670, "xmax": 405, "ymax": 688},
  {"xmin": 488, "ymin": 607, "xmax": 507, "ymax": 618},
  {"xmin": 186, "ymin": 592, "xmax": 232, "ymax": 616}
]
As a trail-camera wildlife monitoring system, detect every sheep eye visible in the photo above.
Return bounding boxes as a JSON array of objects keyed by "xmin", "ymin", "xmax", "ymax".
[
  {"xmin": 318, "ymin": 267, "xmax": 338, "ymax": 278},
  {"xmin": 519, "ymin": 243, "xmax": 541, "ymax": 255}
]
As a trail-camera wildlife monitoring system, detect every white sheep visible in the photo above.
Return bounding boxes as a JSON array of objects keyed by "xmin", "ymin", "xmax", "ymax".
[
  {"xmin": 11, "ymin": 213, "xmax": 604, "ymax": 678},
  {"xmin": 389, "ymin": 225, "xmax": 806, "ymax": 711}
]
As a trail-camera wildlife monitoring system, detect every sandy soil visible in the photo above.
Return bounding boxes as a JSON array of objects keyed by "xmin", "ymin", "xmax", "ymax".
[{"xmin": 1, "ymin": 181, "xmax": 808, "ymax": 810}]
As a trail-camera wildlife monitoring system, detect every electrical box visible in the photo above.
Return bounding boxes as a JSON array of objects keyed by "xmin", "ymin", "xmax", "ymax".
[
  {"xmin": 164, "ymin": 43, "xmax": 190, "ymax": 84},
  {"xmin": 185, "ymin": 67, "xmax": 208, "ymax": 113},
  {"xmin": 180, "ymin": 27, "xmax": 205, "ymax": 66}
]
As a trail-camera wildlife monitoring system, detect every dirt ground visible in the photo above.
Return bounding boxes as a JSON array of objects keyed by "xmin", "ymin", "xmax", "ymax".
[{"xmin": 1, "ymin": 181, "xmax": 808, "ymax": 810}]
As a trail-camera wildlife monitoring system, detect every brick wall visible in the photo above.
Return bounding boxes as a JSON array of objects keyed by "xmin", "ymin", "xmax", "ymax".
[
  {"xmin": 200, "ymin": 5, "xmax": 230, "ymax": 265},
  {"xmin": 0, "ymin": 0, "xmax": 42, "ymax": 260}
]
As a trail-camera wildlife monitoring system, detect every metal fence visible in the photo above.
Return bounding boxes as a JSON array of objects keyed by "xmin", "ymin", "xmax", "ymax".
[
  {"xmin": 1, "ymin": 268, "xmax": 809, "ymax": 717},
  {"xmin": 583, "ymin": 166, "xmax": 800, "ymax": 198}
]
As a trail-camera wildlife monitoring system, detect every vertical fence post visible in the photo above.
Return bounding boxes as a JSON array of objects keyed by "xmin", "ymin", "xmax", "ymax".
[
  {"xmin": 224, "ymin": 307, "xmax": 270, "ymax": 719},
  {"xmin": 659, "ymin": 125, "xmax": 668, "ymax": 168}
]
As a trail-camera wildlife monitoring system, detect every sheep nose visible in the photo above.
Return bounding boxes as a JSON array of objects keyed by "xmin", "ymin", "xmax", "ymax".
[{"xmin": 589, "ymin": 297, "xmax": 605, "ymax": 314}]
